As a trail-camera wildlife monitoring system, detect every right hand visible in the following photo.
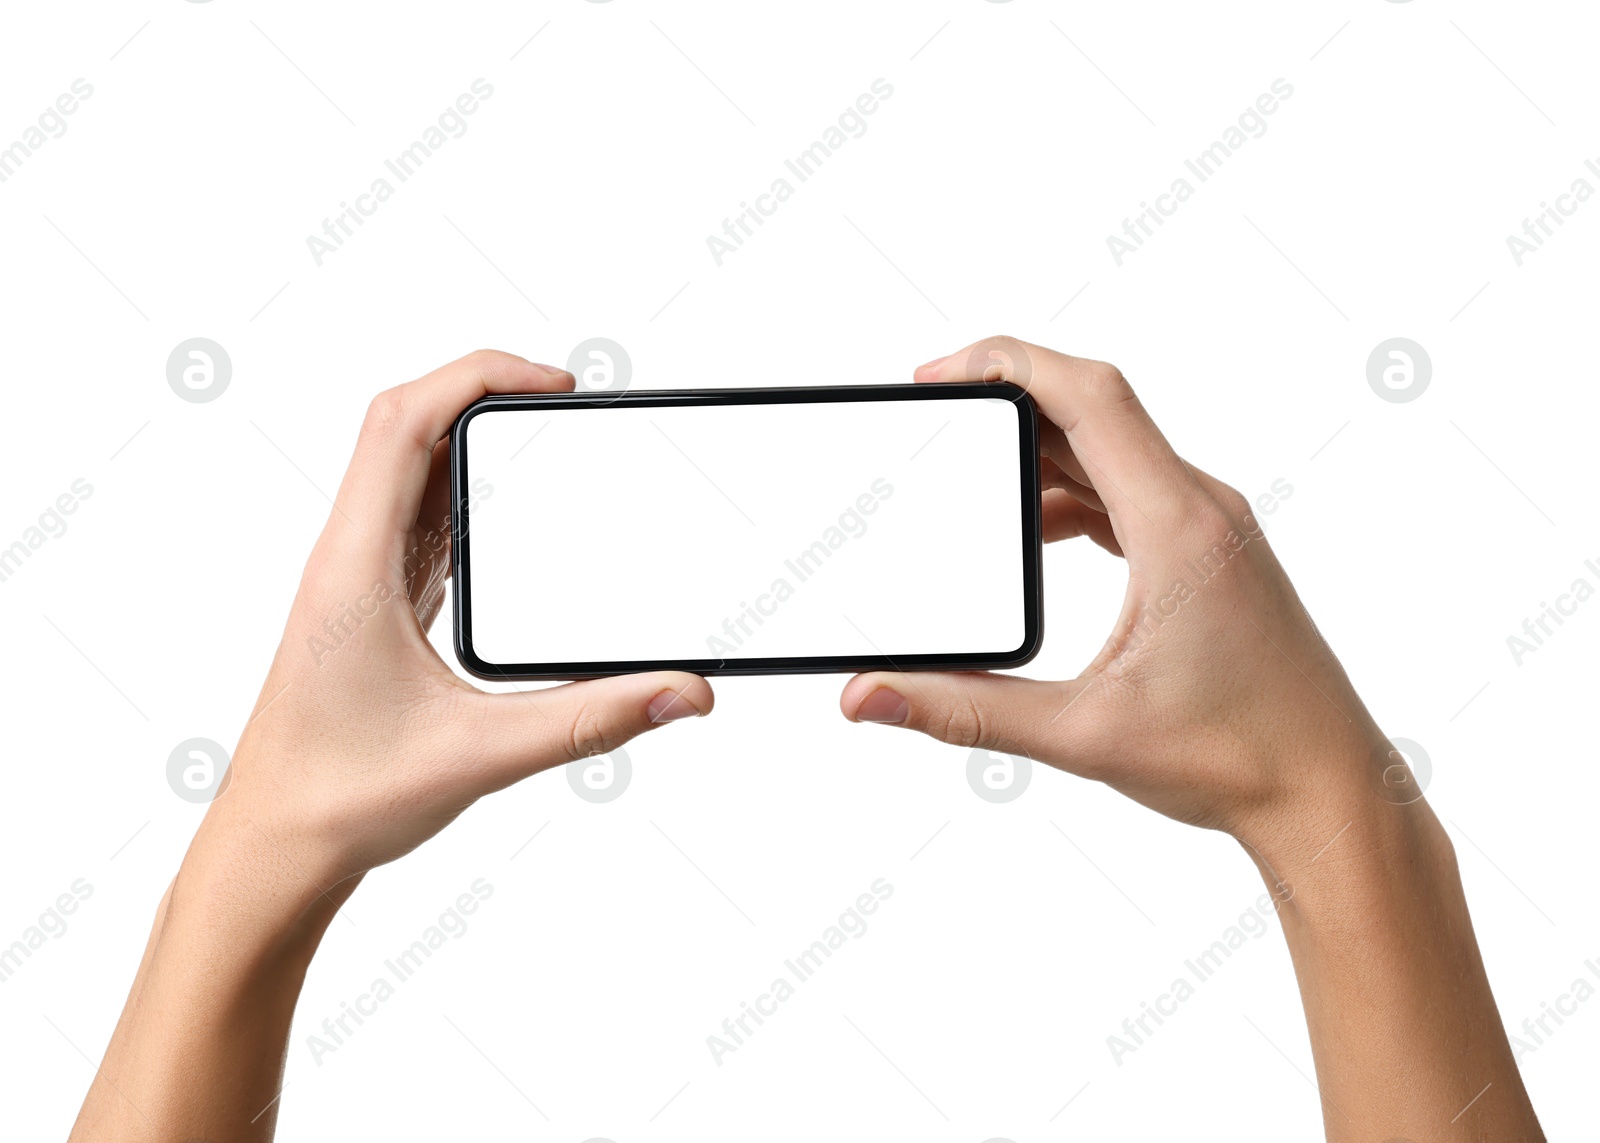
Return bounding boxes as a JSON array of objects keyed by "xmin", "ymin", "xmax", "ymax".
[
  {"xmin": 840, "ymin": 337, "xmax": 1402, "ymax": 862},
  {"xmin": 210, "ymin": 350, "xmax": 714, "ymax": 892}
]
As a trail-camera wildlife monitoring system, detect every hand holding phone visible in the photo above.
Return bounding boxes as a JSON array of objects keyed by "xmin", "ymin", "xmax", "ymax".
[
  {"xmin": 843, "ymin": 337, "xmax": 1392, "ymax": 846},
  {"xmin": 834, "ymin": 335, "xmax": 1540, "ymax": 1142},
  {"xmin": 222, "ymin": 352, "xmax": 714, "ymax": 883}
]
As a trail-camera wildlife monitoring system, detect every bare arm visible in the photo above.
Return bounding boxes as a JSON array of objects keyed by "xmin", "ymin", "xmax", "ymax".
[
  {"xmin": 1245, "ymin": 777, "xmax": 1529, "ymax": 1137},
  {"xmin": 841, "ymin": 336, "xmax": 1542, "ymax": 1142},
  {"xmin": 69, "ymin": 825, "xmax": 353, "ymax": 1138},
  {"xmin": 69, "ymin": 350, "xmax": 713, "ymax": 1141}
]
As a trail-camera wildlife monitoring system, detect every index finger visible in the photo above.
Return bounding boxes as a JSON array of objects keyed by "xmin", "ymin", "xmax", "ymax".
[
  {"xmin": 335, "ymin": 349, "xmax": 574, "ymax": 537},
  {"xmin": 917, "ymin": 336, "xmax": 1198, "ymax": 528}
]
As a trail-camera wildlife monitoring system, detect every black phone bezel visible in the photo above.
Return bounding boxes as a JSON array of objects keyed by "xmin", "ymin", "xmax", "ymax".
[{"xmin": 449, "ymin": 382, "xmax": 1043, "ymax": 679}]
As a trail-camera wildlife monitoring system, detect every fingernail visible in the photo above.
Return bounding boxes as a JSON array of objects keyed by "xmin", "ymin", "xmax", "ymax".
[
  {"xmin": 854, "ymin": 687, "xmax": 909, "ymax": 724},
  {"xmin": 917, "ymin": 354, "xmax": 951, "ymax": 373},
  {"xmin": 648, "ymin": 690, "xmax": 702, "ymax": 723},
  {"xmin": 533, "ymin": 363, "xmax": 570, "ymax": 377}
]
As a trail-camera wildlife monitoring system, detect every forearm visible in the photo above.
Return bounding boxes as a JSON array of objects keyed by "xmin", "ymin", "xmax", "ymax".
[
  {"xmin": 1248, "ymin": 787, "xmax": 1543, "ymax": 1142},
  {"xmin": 65, "ymin": 352, "xmax": 701, "ymax": 1140},
  {"xmin": 68, "ymin": 806, "xmax": 348, "ymax": 1143}
]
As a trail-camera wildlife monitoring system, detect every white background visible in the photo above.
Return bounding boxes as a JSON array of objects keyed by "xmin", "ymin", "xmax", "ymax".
[
  {"xmin": 1, "ymin": 1, "xmax": 1596, "ymax": 1140},
  {"xmin": 465, "ymin": 397, "xmax": 1024, "ymax": 665}
]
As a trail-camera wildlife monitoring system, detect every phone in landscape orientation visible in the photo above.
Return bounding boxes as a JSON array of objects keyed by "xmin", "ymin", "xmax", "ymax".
[{"xmin": 449, "ymin": 383, "xmax": 1042, "ymax": 679}]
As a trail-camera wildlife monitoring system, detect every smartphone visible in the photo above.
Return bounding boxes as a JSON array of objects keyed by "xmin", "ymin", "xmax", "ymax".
[{"xmin": 449, "ymin": 383, "xmax": 1042, "ymax": 678}]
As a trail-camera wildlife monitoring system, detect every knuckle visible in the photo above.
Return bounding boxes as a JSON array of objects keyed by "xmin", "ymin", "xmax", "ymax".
[
  {"xmin": 1214, "ymin": 483, "xmax": 1253, "ymax": 522},
  {"xmin": 462, "ymin": 348, "xmax": 525, "ymax": 383},
  {"xmin": 564, "ymin": 701, "xmax": 621, "ymax": 763},
  {"xmin": 1175, "ymin": 498, "xmax": 1257, "ymax": 570},
  {"xmin": 979, "ymin": 333, "xmax": 1023, "ymax": 353},
  {"xmin": 968, "ymin": 335, "xmax": 1033, "ymax": 384},
  {"xmin": 296, "ymin": 541, "xmax": 341, "ymax": 601},
  {"xmin": 937, "ymin": 695, "xmax": 989, "ymax": 750},
  {"xmin": 1186, "ymin": 496, "xmax": 1240, "ymax": 541},
  {"xmin": 1080, "ymin": 360, "xmax": 1134, "ymax": 405},
  {"xmin": 362, "ymin": 386, "xmax": 407, "ymax": 436}
]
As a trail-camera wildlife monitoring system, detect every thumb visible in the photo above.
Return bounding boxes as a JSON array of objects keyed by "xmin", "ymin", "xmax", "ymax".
[
  {"xmin": 841, "ymin": 671, "xmax": 1088, "ymax": 761},
  {"xmin": 471, "ymin": 671, "xmax": 713, "ymax": 792}
]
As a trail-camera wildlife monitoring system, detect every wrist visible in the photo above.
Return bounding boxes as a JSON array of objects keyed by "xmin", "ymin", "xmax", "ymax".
[
  {"xmin": 1229, "ymin": 720, "xmax": 1444, "ymax": 894},
  {"xmin": 68, "ymin": 794, "xmax": 353, "ymax": 1141},
  {"xmin": 1239, "ymin": 782, "xmax": 1457, "ymax": 942},
  {"xmin": 1229, "ymin": 756, "xmax": 1540, "ymax": 1139},
  {"xmin": 174, "ymin": 797, "xmax": 355, "ymax": 971}
]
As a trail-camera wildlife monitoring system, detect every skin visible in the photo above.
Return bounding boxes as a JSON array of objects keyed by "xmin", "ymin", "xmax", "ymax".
[
  {"xmin": 841, "ymin": 337, "xmax": 1545, "ymax": 1142},
  {"xmin": 68, "ymin": 341, "xmax": 1543, "ymax": 1142},
  {"xmin": 67, "ymin": 351, "xmax": 713, "ymax": 1142}
]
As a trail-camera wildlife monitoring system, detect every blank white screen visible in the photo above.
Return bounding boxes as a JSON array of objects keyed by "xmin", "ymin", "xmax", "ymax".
[{"xmin": 462, "ymin": 395, "xmax": 1026, "ymax": 667}]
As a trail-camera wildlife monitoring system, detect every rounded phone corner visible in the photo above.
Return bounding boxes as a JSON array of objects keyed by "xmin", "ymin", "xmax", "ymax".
[
  {"xmin": 450, "ymin": 395, "xmax": 497, "ymax": 449},
  {"xmin": 992, "ymin": 626, "xmax": 1045, "ymax": 672},
  {"xmin": 983, "ymin": 378, "xmax": 1033, "ymax": 406},
  {"xmin": 453, "ymin": 628, "xmax": 509, "ymax": 683}
]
